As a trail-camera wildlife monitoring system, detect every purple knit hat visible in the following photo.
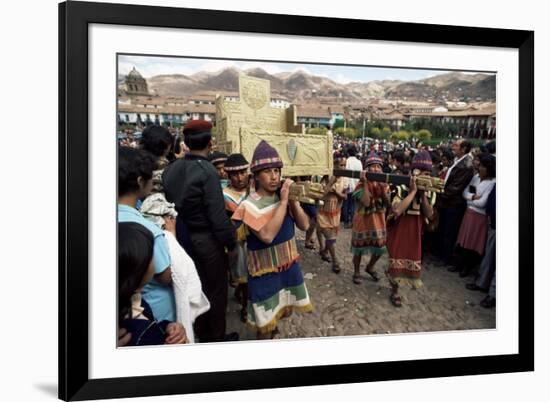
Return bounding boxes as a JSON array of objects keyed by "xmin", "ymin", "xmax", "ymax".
[
  {"xmin": 365, "ymin": 151, "xmax": 384, "ymax": 167},
  {"xmin": 411, "ymin": 150, "xmax": 433, "ymax": 172},
  {"xmin": 250, "ymin": 140, "xmax": 283, "ymax": 172}
]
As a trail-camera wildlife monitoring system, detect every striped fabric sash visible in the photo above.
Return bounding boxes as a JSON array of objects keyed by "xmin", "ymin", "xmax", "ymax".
[{"xmin": 248, "ymin": 238, "xmax": 300, "ymax": 277}]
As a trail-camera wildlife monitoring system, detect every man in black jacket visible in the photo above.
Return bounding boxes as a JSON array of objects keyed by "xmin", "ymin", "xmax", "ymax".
[
  {"xmin": 163, "ymin": 120, "xmax": 239, "ymax": 343},
  {"xmin": 436, "ymin": 139, "xmax": 474, "ymax": 267}
]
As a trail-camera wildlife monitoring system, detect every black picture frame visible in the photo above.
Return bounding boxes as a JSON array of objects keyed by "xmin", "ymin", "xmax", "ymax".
[{"xmin": 59, "ymin": 1, "xmax": 534, "ymax": 400}]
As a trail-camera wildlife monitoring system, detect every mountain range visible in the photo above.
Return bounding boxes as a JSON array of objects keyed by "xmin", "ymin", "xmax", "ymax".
[{"xmin": 120, "ymin": 67, "xmax": 495, "ymax": 103}]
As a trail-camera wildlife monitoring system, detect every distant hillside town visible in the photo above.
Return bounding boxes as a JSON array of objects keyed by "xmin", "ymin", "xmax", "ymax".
[{"xmin": 118, "ymin": 66, "xmax": 496, "ymax": 139}]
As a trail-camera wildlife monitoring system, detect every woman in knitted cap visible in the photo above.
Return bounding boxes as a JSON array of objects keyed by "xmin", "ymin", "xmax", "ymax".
[
  {"xmin": 232, "ymin": 140, "xmax": 313, "ymax": 339},
  {"xmin": 223, "ymin": 153, "xmax": 251, "ymax": 322},
  {"xmin": 350, "ymin": 151, "xmax": 391, "ymax": 284},
  {"xmin": 386, "ymin": 150, "xmax": 436, "ymax": 307},
  {"xmin": 317, "ymin": 156, "xmax": 348, "ymax": 273}
]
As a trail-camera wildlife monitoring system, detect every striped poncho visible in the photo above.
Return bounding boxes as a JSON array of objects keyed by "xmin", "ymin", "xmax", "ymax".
[{"xmin": 232, "ymin": 192, "xmax": 313, "ymax": 334}]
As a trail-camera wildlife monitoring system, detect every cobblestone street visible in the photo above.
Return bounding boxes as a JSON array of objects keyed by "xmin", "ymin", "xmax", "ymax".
[{"xmin": 227, "ymin": 226, "xmax": 496, "ymax": 340}]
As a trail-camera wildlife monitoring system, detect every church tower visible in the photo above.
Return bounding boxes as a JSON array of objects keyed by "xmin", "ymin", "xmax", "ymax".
[{"xmin": 125, "ymin": 67, "xmax": 149, "ymax": 95}]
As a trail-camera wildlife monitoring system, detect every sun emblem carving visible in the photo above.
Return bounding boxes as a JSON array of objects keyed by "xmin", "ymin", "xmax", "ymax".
[{"xmin": 242, "ymin": 82, "xmax": 268, "ymax": 110}]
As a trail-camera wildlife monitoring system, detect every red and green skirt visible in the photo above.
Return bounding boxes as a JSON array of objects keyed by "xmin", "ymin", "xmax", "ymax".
[{"xmin": 386, "ymin": 214, "xmax": 424, "ymax": 288}]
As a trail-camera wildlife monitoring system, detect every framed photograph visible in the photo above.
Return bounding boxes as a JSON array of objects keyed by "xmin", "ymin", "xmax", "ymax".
[{"xmin": 59, "ymin": 1, "xmax": 533, "ymax": 400}]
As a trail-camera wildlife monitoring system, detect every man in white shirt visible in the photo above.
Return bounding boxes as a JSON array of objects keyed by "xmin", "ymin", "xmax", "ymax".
[{"xmin": 342, "ymin": 145, "xmax": 363, "ymax": 228}]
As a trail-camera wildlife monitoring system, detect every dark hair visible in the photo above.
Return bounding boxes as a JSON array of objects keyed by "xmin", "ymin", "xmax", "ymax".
[
  {"xmin": 430, "ymin": 151, "xmax": 441, "ymax": 165},
  {"xmin": 118, "ymin": 222, "xmax": 154, "ymax": 324},
  {"xmin": 460, "ymin": 140, "xmax": 472, "ymax": 154},
  {"xmin": 167, "ymin": 134, "xmax": 183, "ymax": 162},
  {"xmin": 393, "ymin": 150, "xmax": 406, "ymax": 164},
  {"xmin": 479, "ymin": 153, "xmax": 496, "ymax": 178},
  {"xmin": 140, "ymin": 125, "xmax": 173, "ymax": 157},
  {"xmin": 441, "ymin": 149, "xmax": 454, "ymax": 161},
  {"xmin": 346, "ymin": 145, "xmax": 357, "ymax": 157},
  {"xmin": 184, "ymin": 131, "xmax": 212, "ymax": 151},
  {"xmin": 118, "ymin": 146, "xmax": 157, "ymax": 197}
]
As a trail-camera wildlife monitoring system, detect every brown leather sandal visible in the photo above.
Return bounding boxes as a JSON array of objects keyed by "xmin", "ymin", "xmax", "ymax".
[{"xmin": 390, "ymin": 293, "xmax": 402, "ymax": 307}]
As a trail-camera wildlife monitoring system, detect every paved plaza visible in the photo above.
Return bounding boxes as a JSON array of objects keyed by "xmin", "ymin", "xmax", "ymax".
[{"xmin": 227, "ymin": 226, "xmax": 496, "ymax": 340}]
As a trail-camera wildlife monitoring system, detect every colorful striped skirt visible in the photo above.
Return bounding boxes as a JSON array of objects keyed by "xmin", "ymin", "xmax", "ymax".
[
  {"xmin": 351, "ymin": 210, "xmax": 387, "ymax": 256},
  {"xmin": 246, "ymin": 261, "xmax": 313, "ymax": 334}
]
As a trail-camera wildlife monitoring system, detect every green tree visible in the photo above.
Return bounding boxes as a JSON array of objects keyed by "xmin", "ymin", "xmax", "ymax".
[
  {"xmin": 390, "ymin": 130, "xmax": 410, "ymax": 141},
  {"xmin": 369, "ymin": 127, "xmax": 382, "ymax": 139},
  {"xmin": 417, "ymin": 129, "xmax": 432, "ymax": 141},
  {"xmin": 333, "ymin": 118, "xmax": 346, "ymax": 130},
  {"xmin": 334, "ymin": 127, "xmax": 346, "ymax": 136},
  {"xmin": 401, "ymin": 118, "xmax": 458, "ymax": 138},
  {"xmin": 335, "ymin": 127, "xmax": 357, "ymax": 139},
  {"xmin": 381, "ymin": 127, "xmax": 392, "ymax": 140}
]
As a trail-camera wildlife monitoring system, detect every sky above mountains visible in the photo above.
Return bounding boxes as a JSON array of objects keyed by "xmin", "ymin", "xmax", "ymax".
[{"xmin": 118, "ymin": 54, "xmax": 494, "ymax": 84}]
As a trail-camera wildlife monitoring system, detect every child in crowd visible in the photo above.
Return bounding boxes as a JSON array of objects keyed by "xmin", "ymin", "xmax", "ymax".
[
  {"xmin": 118, "ymin": 222, "xmax": 188, "ymax": 346},
  {"xmin": 317, "ymin": 157, "xmax": 348, "ymax": 273}
]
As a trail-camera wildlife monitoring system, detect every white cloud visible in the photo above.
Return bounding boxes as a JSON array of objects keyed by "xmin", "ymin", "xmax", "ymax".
[
  {"xmin": 238, "ymin": 61, "xmax": 283, "ymax": 75},
  {"xmin": 118, "ymin": 56, "xmax": 195, "ymax": 77},
  {"xmin": 199, "ymin": 59, "xmax": 239, "ymax": 73},
  {"xmin": 334, "ymin": 73, "xmax": 353, "ymax": 84}
]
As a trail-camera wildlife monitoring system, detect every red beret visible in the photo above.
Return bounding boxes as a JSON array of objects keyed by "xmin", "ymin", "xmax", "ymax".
[{"xmin": 183, "ymin": 120, "xmax": 212, "ymax": 136}]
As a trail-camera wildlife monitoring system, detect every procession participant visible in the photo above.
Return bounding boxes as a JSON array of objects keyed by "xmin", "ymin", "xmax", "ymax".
[
  {"xmin": 209, "ymin": 151, "xmax": 229, "ymax": 188},
  {"xmin": 386, "ymin": 150, "xmax": 436, "ymax": 307},
  {"xmin": 118, "ymin": 222, "xmax": 188, "ymax": 346},
  {"xmin": 118, "ymin": 147, "xmax": 176, "ymax": 323},
  {"xmin": 317, "ymin": 157, "xmax": 348, "ymax": 273},
  {"xmin": 232, "ymin": 140, "xmax": 313, "ymax": 339},
  {"xmin": 437, "ymin": 139, "xmax": 474, "ymax": 268},
  {"xmin": 223, "ymin": 153, "xmax": 251, "ymax": 322},
  {"xmin": 350, "ymin": 151, "xmax": 391, "ymax": 284},
  {"xmin": 454, "ymin": 153, "xmax": 496, "ymax": 277},
  {"xmin": 163, "ymin": 120, "xmax": 239, "ymax": 343}
]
